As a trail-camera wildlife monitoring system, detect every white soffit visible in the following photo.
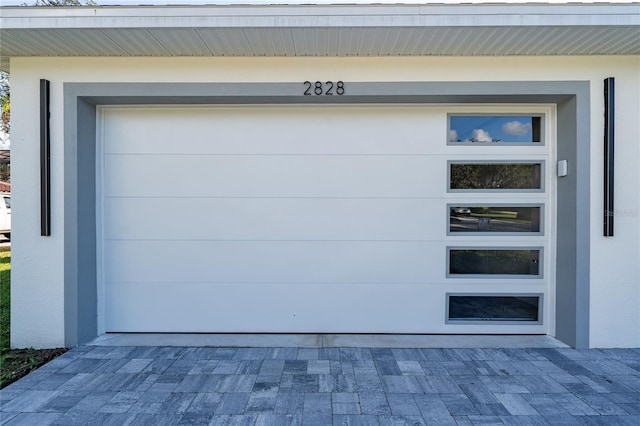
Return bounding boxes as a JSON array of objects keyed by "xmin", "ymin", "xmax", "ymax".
[{"xmin": 1, "ymin": 3, "xmax": 639, "ymax": 71}]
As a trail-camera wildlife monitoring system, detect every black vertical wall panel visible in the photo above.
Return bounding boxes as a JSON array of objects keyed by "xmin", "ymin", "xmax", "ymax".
[
  {"xmin": 603, "ymin": 78, "xmax": 614, "ymax": 237},
  {"xmin": 40, "ymin": 79, "xmax": 51, "ymax": 236}
]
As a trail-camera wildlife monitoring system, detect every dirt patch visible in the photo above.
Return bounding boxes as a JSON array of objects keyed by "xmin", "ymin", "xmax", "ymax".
[{"xmin": 0, "ymin": 348, "xmax": 68, "ymax": 389}]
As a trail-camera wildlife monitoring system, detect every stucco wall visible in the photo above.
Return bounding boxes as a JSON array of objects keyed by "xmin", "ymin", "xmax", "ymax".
[{"xmin": 9, "ymin": 55, "xmax": 640, "ymax": 348}]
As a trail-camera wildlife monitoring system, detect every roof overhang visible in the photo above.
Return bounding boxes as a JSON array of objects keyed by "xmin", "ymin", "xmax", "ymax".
[{"xmin": 1, "ymin": 3, "xmax": 639, "ymax": 71}]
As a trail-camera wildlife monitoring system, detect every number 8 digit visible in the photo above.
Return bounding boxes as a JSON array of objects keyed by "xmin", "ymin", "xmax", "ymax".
[
  {"xmin": 314, "ymin": 81, "xmax": 323, "ymax": 95},
  {"xmin": 336, "ymin": 81, "xmax": 345, "ymax": 95}
]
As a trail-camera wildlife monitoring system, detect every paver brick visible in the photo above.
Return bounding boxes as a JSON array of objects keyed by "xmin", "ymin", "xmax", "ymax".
[
  {"xmin": 319, "ymin": 374, "xmax": 357, "ymax": 393},
  {"xmin": 440, "ymin": 393, "xmax": 479, "ymax": 416},
  {"xmin": 273, "ymin": 391, "xmax": 304, "ymax": 414},
  {"xmin": 493, "ymin": 393, "xmax": 539, "ymax": 416},
  {"xmin": 381, "ymin": 376, "xmax": 423, "ymax": 394},
  {"xmin": 358, "ymin": 392, "xmax": 390, "ymax": 415},
  {"xmin": 377, "ymin": 414, "xmax": 426, "ymax": 425},
  {"xmin": 303, "ymin": 393, "xmax": 331, "ymax": 415},
  {"xmin": 40, "ymin": 390, "xmax": 89, "ymax": 412},
  {"xmin": 339, "ymin": 348, "xmax": 372, "ymax": 361},
  {"xmin": 301, "ymin": 413, "xmax": 332, "ymax": 425},
  {"xmin": 246, "ymin": 382, "xmax": 278, "ymax": 412},
  {"xmin": 213, "ymin": 393, "xmax": 248, "ymax": 415},
  {"xmin": 3, "ymin": 413, "xmax": 61, "ymax": 426},
  {"xmin": 386, "ymin": 393, "xmax": 421, "ymax": 416},
  {"xmin": 297, "ymin": 349, "xmax": 319, "ymax": 361},
  {"xmin": 333, "ymin": 414, "xmax": 379, "ymax": 425},
  {"xmin": 255, "ymin": 413, "xmax": 302, "ymax": 426},
  {"xmin": 208, "ymin": 414, "xmax": 256, "ymax": 425},
  {"xmin": 129, "ymin": 413, "xmax": 182, "ymax": 426},
  {"xmin": 332, "ymin": 402, "xmax": 361, "ymax": 415},
  {"xmin": 1, "ymin": 390, "xmax": 62, "ymax": 413},
  {"xmin": 307, "ymin": 360, "xmax": 330, "ymax": 375},
  {"xmin": 375, "ymin": 360, "xmax": 402, "ymax": 376}
]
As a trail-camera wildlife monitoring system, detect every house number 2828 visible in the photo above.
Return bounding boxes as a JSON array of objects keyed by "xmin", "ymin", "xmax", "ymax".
[{"xmin": 303, "ymin": 81, "xmax": 345, "ymax": 96}]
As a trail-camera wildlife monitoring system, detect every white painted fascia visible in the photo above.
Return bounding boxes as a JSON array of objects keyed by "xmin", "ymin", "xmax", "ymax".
[{"xmin": 1, "ymin": 4, "xmax": 639, "ymax": 29}]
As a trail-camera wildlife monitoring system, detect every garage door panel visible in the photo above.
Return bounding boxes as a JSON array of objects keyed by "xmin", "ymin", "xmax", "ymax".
[
  {"xmin": 103, "ymin": 240, "xmax": 446, "ymax": 284},
  {"xmin": 101, "ymin": 105, "xmax": 551, "ymax": 334},
  {"xmin": 105, "ymin": 282, "xmax": 445, "ymax": 333},
  {"xmin": 103, "ymin": 106, "xmax": 444, "ymax": 156},
  {"xmin": 103, "ymin": 197, "xmax": 447, "ymax": 241},
  {"xmin": 103, "ymin": 155, "xmax": 446, "ymax": 198}
]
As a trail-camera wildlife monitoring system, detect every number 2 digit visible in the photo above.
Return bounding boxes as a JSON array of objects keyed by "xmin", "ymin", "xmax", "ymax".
[
  {"xmin": 303, "ymin": 81, "xmax": 312, "ymax": 95},
  {"xmin": 325, "ymin": 81, "xmax": 334, "ymax": 95}
]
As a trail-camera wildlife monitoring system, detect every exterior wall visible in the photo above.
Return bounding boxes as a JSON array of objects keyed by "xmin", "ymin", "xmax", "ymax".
[{"xmin": 10, "ymin": 55, "xmax": 640, "ymax": 348}]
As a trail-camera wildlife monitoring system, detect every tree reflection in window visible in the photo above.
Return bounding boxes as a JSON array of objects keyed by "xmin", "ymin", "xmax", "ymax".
[{"xmin": 450, "ymin": 163, "xmax": 542, "ymax": 190}]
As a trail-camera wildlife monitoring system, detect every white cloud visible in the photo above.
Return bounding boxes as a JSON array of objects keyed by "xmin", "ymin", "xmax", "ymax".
[
  {"xmin": 449, "ymin": 130, "xmax": 458, "ymax": 142},
  {"xmin": 502, "ymin": 120, "xmax": 531, "ymax": 136},
  {"xmin": 472, "ymin": 128, "xmax": 492, "ymax": 142}
]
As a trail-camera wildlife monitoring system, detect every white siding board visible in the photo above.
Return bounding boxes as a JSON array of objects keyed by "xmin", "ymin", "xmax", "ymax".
[
  {"xmin": 103, "ymin": 106, "xmax": 444, "ymax": 155},
  {"xmin": 103, "ymin": 155, "xmax": 448, "ymax": 198},
  {"xmin": 103, "ymin": 197, "xmax": 447, "ymax": 241},
  {"xmin": 103, "ymin": 240, "xmax": 446, "ymax": 285},
  {"xmin": 104, "ymin": 282, "xmax": 439, "ymax": 333},
  {"xmin": 104, "ymin": 282, "xmax": 547, "ymax": 334}
]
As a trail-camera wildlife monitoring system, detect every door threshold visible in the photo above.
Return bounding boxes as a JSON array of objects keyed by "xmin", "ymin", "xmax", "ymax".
[{"xmin": 89, "ymin": 333, "xmax": 569, "ymax": 348}]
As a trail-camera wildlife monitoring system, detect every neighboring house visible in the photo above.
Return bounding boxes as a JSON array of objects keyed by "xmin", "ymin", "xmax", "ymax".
[{"xmin": 1, "ymin": 2, "xmax": 639, "ymax": 349}]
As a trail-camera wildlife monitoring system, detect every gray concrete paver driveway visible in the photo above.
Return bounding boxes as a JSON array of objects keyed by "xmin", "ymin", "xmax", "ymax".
[{"xmin": 2, "ymin": 345, "xmax": 640, "ymax": 425}]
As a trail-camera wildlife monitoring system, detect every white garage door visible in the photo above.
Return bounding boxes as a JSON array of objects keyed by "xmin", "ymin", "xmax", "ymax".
[{"xmin": 100, "ymin": 105, "xmax": 553, "ymax": 334}]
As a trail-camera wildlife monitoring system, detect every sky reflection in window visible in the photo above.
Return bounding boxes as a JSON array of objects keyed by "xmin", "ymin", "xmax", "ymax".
[{"xmin": 449, "ymin": 115, "xmax": 541, "ymax": 143}]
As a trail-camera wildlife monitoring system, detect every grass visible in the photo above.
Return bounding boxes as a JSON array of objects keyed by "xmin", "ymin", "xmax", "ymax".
[
  {"xmin": 0, "ymin": 251, "xmax": 12, "ymax": 351},
  {"xmin": 0, "ymin": 251, "xmax": 67, "ymax": 389}
]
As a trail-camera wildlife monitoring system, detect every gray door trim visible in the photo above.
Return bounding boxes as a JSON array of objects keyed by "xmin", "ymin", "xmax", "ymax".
[{"xmin": 63, "ymin": 81, "xmax": 590, "ymax": 348}]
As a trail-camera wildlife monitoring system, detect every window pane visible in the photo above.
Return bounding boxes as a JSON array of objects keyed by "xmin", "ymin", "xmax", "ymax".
[
  {"xmin": 448, "ymin": 296, "xmax": 540, "ymax": 321},
  {"xmin": 450, "ymin": 163, "xmax": 542, "ymax": 190},
  {"xmin": 449, "ymin": 249, "xmax": 540, "ymax": 276},
  {"xmin": 449, "ymin": 206, "xmax": 541, "ymax": 233},
  {"xmin": 449, "ymin": 115, "xmax": 542, "ymax": 143}
]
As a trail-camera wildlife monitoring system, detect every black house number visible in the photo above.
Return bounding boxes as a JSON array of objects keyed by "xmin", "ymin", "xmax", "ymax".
[{"xmin": 303, "ymin": 81, "xmax": 345, "ymax": 96}]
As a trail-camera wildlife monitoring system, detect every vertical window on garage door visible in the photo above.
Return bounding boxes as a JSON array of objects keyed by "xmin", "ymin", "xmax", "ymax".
[{"xmin": 445, "ymin": 111, "xmax": 551, "ymax": 325}]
